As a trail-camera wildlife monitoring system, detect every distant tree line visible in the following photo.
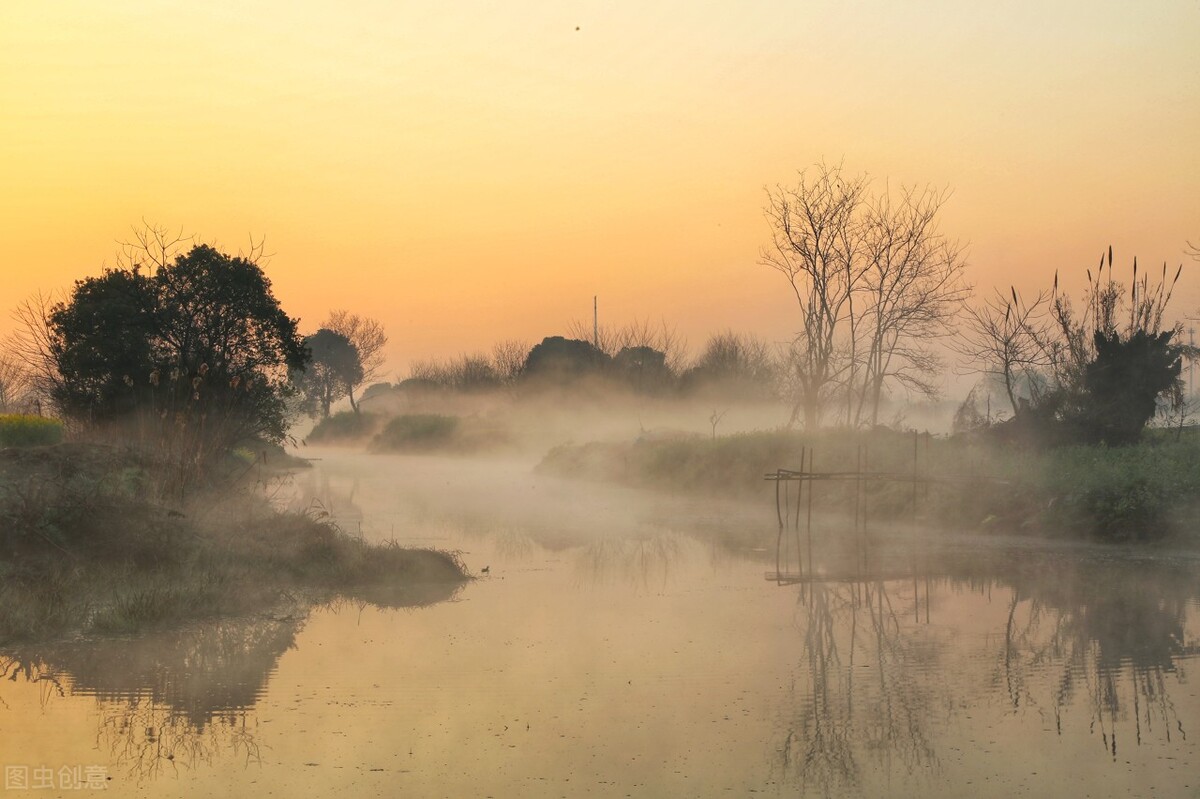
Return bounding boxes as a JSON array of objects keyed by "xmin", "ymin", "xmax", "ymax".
[{"xmin": 376, "ymin": 325, "xmax": 782, "ymax": 401}]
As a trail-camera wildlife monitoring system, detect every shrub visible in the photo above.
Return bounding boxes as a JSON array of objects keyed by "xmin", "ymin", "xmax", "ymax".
[
  {"xmin": 371, "ymin": 414, "xmax": 460, "ymax": 452},
  {"xmin": 0, "ymin": 415, "xmax": 64, "ymax": 448},
  {"xmin": 308, "ymin": 411, "xmax": 380, "ymax": 443}
]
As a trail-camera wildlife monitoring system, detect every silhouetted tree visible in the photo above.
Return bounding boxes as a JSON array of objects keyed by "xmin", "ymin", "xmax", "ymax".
[
  {"xmin": 295, "ymin": 329, "xmax": 362, "ymax": 418},
  {"xmin": 989, "ymin": 250, "xmax": 1187, "ymax": 446},
  {"xmin": 323, "ymin": 310, "xmax": 387, "ymax": 413},
  {"xmin": 682, "ymin": 332, "xmax": 777, "ymax": 398},
  {"xmin": 761, "ymin": 162, "xmax": 967, "ymax": 429},
  {"xmin": 46, "ymin": 243, "xmax": 307, "ymax": 467},
  {"xmin": 953, "ymin": 288, "xmax": 1053, "ymax": 417},
  {"xmin": 613, "ymin": 345, "xmax": 673, "ymax": 393},
  {"xmin": 521, "ymin": 336, "xmax": 610, "ymax": 383}
]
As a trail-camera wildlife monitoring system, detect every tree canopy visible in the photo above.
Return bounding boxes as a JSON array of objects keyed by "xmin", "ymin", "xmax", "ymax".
[
  {"xmin": 47, "ymin": 244, "xmax": 308, "ymax": 467},
  {"xmin": 295, "ymin": 329, "xmax": 363, "ymax": 418}
]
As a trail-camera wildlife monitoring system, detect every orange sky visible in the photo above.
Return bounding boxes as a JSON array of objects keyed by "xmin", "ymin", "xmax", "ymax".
[{"xmin": 2, "ymin": 1, "xmax": 1198, "ymax": 378}]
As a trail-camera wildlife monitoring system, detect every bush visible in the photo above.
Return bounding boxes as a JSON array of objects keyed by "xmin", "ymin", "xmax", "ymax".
[
  {"xmin": 308, "ymin": 411, "xmax": 380, "ymax": 443},
  {"xmin": 371, "ymin": 414, "xmax": 460, "ymax": 452},
  {"xmin": 1038, "ymin": 441, "xmax": 1200, "ymax": 540},
  {"xmin": 0, "ymin": 415, "xmax": 64, "ymax": 448}
]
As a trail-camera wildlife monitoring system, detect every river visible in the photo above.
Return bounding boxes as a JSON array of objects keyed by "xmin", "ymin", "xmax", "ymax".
[{"xmin": 1, "ymin": 449, "xmax": 1197, "ymax": 797}]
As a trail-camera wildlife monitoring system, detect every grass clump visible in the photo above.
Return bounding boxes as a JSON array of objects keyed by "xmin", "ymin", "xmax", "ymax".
[
  {"xmin": 308, "ymin": 411, "xmax": 381, "ymax": 444},
  {"xmin": 0, "ymin": 415, "xmax": 64, "ymax": 448}
]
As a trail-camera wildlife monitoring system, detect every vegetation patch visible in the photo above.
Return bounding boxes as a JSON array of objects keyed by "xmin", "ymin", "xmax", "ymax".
[
  {"xmin": 308, "ymin": 410, "xmax": 381, "ymax": 444},
  {"xmin": 368, "ymin": 413, "xmax": 509, "ymax": 454},
  {"xmin": 0, "ymin": 443, "xmax": 469, "ymax": 645},
  {"xmin": 0, "ymin": 415, "xmax": 64, "ymax": 448},
  {"xmin": 538, "ymin": 429, "xmax": 1200, "ymax": 543}
]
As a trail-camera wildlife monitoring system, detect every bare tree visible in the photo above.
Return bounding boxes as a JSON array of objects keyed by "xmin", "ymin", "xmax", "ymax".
[
  {"xmin": 853, "ymin": 186, "xmax": 970, "ymax": 425},
  {"xmin": 491, "ymin": 339, "xmax": 529, "ymax": 383},
  {"xmin": 952, "ymin": 288, "xmax": 1052, "ymax": 417},
  {"xmin": 761, "ymin": 163, "xmax": 967, "ymax": 429},
  {"xmin": 0, "ymin": 355, "xmax": 31, "ymax": 413},
  {"xmin": 7, "ymin": 292, "xmax": 64, "ymax": 414},
  {"xmin": 760, "ymin": 164, "xmax": 868, "ymax": 430},
  {"xmin": 324, "ymin": 310, "xmax": 388, "ymax": 413},
  {"xmin": 566, "ymin": 317, "xmax": 688, "ymax": 375}
]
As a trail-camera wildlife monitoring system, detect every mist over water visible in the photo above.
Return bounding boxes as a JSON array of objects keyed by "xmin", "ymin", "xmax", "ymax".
[{"xmin": 1, "ymin": 446, "xmax": 1197, "ymax": 797}]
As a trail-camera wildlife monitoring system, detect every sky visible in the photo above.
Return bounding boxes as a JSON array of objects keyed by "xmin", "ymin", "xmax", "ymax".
[{"xmin": 2, "ymin": 0, "xmax": 1198, "ymax": 379}]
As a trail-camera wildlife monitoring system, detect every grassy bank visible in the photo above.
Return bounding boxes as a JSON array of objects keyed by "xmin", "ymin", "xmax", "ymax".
[
  {"xmin": 536, "ymin": 428, "xmax": 1200, "ymax": 542},
  {"xmin": 0, "ymin": 443, "xmax": 469, "ymax": 645}
]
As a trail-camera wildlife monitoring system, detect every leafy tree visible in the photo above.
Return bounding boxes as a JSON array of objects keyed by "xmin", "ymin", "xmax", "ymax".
[
  {"xmin": 521, "ymin": 337, "xmax": 610, "ymax": 383},
  {"xmin": 295, "ymin": 329, "xmax": 362, "ymax": 418},
  {"xmin": 613, "ymin": 346, "xmax": 673, "ymax": 393},
  {"xmin": 324, "ymin": 310, "xmax": 387, "ymax": 413},
  {"xmin": 47, "ymin": 243, "xmax": 307, "ymax": 471}
]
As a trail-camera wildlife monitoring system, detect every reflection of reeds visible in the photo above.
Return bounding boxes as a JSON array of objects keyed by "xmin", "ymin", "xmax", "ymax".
[{"xmin": 575, "ymin": 533, "xmax": 684, "ymax": 589}]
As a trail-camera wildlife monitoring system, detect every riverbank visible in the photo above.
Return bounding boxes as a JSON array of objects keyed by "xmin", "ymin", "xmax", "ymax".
[
  {"xmin": 536, "ymin": 428, "xmax": 1200, "ymax": 542},
  {"xmin": 0, "ymin": 443, "xmax": 469, "ymax": 645}
]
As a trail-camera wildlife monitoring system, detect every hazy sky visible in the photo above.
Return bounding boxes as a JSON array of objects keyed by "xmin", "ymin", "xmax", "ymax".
[{"xmin": 2, "ymin": 1, "xmax": 1197, "ymax": 377}]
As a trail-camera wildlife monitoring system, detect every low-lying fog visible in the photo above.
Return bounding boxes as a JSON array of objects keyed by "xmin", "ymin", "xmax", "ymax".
[{"xmin": 4, "ymin": 433, "xmax": 1198, "ymax": 798}]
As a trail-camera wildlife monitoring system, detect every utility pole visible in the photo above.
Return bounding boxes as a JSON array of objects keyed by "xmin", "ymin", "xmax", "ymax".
[{"xmin": 593, "ymin": 296, "xmax": 598, "ymax": 350}]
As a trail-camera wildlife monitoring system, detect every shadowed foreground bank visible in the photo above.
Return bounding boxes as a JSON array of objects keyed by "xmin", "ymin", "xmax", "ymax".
[{"xmin": 0, "ymin": 443, "xmax": 468, "ymax": 645}]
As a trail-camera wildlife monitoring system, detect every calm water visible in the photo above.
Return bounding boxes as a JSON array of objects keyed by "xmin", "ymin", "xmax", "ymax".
[{"xmin": 2, "ymin": 450, "xmax": 1198, "ymax": 798}]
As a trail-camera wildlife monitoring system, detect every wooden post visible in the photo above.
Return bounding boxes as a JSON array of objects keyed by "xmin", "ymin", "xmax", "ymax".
[
  {"xmin": 794, "ymin": 446, "xmax": 805, "ymax": 531},
  {"xmin": 805, "ymin": 448, "xmax": 814, "ymax": 578},
  {"xmin": 855, "ymin": 444, "xmax": 863, "ymax": 574},
  {"xmin": 777, "ymin": 470, "xmax": 787, "ymax": 583},
  {"xmin": 783, "ymin": 468, "xmax": 790, "ymax": 532},
  {"xmin": 862, "ymin": 445, "xmax": 870, "ymax": 574},
  {"xmin": 774, "ymin": 469, "xmax": 783, "ymax": 529},
  {"xmin": 794, "ymin": 447, "xmax": 805, "ymax": 578}
]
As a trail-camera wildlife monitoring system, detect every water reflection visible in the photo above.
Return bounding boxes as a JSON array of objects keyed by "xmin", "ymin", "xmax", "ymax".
[
  {"xmin": 776, "ymin": 579, "xmax": 940, "ymax": 797},
  {"xmin": 2, "ymin": 615, "xmax": 300, "ymax": 781},
  {"xmin": 994, "ymin": 555, "xmax": 1198, "ymax": 759},
  {"xmin": 575, "ymin": 533, "xmax": 686, "ymax": 589},
  {"xmin": 774, "ymin": 547, "xmax": 1200, "ymax": 796}
]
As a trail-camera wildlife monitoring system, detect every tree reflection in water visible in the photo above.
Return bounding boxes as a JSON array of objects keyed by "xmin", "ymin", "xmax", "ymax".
[
  {"xmin": 774, "ymin": 546, "xmax": 1200, "ymax": 796},
  {"xmin": 776, "ymin": 579, "xmax": 939, "ymax": 797},
  {"xmin": 1, "ymin": 615, "xmax": 301, "ymax": 782},
  {"xmin": 996, "ymin": 555, "xmax": 1197, "ymax": 759}
]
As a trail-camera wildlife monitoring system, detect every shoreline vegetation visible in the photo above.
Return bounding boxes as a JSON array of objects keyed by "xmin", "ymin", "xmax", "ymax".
[
  {"xmin": 535, "ymin": 426, "xmax": 1200, "ymax": 543},
  {"xmin": 305, "ymin": 394, "xmax": 1200, "ymax": 544},
  {"xmin": 2, "ymin": 226, "xmax": 1196, "ymax": 646},
  {"xmin": 0, "ymin": 442, "xmax": 469, "ymax": 646}
]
